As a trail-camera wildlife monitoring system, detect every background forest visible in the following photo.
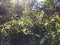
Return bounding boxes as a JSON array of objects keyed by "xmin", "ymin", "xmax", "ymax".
[{"xmin": 0, "ymin": 0, "xmax": 60, "ymax": 45}]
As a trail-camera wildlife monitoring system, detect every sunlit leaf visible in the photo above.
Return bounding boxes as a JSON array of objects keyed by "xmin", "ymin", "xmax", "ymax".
[{"xmin": 21, "ymin": 17, "xmax": 33, "ymax": 27}]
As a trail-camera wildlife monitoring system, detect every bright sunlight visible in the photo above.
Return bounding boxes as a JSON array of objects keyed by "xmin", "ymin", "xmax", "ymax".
[
  {"xmin": 11, "ymin": 0, "xmax": 44, "ymax": 4},
  {"xmin": 37, "ymin": 0, "xmax": 44, "ymax": 2},
  {"xmin": 10, "ymin": 0, "xmax": 22, "ymax": 4}
]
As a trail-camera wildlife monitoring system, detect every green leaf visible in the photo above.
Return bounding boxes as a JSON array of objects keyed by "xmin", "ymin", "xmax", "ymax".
[
  {"xmin": 40, "ymin": 35, "xmax": 49, "ymax": 45},
  {"xmin": 21, "ymin": 17, "xmax": 33, "ymax": 27}
]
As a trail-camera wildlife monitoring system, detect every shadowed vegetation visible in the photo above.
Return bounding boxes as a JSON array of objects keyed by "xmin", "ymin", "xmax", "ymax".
[{"xmin": 0, "ymin": 0, "xmax": 60, "ymax": 45}]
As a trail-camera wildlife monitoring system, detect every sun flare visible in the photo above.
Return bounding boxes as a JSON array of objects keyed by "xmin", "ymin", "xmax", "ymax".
[
  {"xmin": 10, "ymin": 0, "xmax": 22, "ymax": 4},
  {"xmin": 10, "ymin": 0, "xmax": 44, "ymax": 5},
  {"xmin": 37, "ymin": 0, "xmax": 44, "ymax": 2}
]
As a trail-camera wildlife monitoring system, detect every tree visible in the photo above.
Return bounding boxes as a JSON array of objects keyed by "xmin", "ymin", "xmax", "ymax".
[{"xmin": 0, "ymin": 0, "xmax": 60, "ymax": 45}]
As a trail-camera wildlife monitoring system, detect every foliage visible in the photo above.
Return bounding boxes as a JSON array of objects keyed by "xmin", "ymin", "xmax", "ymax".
[{"xmin": 0, "ymin": 0, "xmax": 60, "ymax": 45}]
